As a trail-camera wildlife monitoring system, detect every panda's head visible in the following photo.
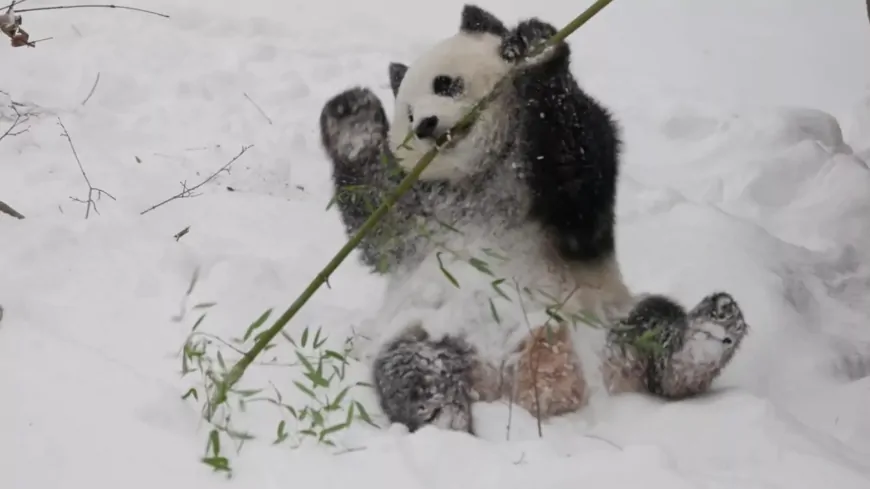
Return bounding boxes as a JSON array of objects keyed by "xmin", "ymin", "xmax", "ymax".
[{"xmin": 387, "ymin": 5, "xmax": 514, "ymax": 182}]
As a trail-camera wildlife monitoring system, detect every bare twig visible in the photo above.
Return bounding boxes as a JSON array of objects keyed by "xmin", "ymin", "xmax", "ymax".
[
  {"xmin": 0, "ymin": 90, "xmax": 32, "ymax": 109},
  {"xmin": 583, "ymin": 433, "xmax": 624, "ymax": 451},
  {"xmin": 57, "ymin": 117, "xmax": 116, "ymax": 219},
  {"xmin": 243, "ymin": 93, "xmax": 273, "ymax": 125},
  {"xmin": 0, "ymin": 0, "xmax": 31, "ymax": 11},
  {"xmin": 514, "ymin": 281, "xmax": 544, "ymax": 438},
  {"xmin": 15, "ymin": 4, "xmax": 169, "ymax": 18},
  {"xmin": 512, "ymin": 280, "xmax": 583, "ymax": 439},
  {"xmin": 81, "ymin": 72, "xmax": 101, "ymax": 105},
  {"xmin": 0, "ymin": 200, "xmax": 24, "ymax": 219},
  {"xmin": 140, "ymin": 145, "xmax": 253, "ymax": 215},
  {"xmin": 505, "ymin": 365, "xmax": 514, "ymax": 441},
  {"xmin": 334, "ymin": 447, "xmax": 367, "ymax": 456},
  {"xmin": 0, "ymin": 105, "xmax": 30, "ymax": 143}
]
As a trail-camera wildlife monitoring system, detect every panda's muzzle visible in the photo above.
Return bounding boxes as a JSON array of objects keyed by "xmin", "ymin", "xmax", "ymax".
[
  {"xmin": 414, "ymin": 115, "xmax": 472, "ymax": 146},
  {"xmin": 414, "ymin": 116, "xmax": 441, "ymax": 140}
]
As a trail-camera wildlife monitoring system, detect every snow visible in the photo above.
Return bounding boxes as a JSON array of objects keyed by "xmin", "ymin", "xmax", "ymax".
[{"xmin": 1, "ymin": 0, "xmax": 870, "ymax": 487}]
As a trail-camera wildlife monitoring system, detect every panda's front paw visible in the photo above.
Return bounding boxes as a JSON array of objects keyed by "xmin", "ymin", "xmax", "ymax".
[
  {"xmin": 500, "ymin": 19, "xmax": 564, "ymax": 64},
  {"xmin": 319, "ymin": 87, "xmax": 390, "ymax": 161},
  {"xmin": 321, "ymin": 87, "xmax": 387, "ymax": 130}
]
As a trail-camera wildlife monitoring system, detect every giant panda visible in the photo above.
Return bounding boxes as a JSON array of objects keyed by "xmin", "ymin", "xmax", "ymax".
[{"xmin": 318, "ymin": 4, "xmax": 749, "ymax": 435}]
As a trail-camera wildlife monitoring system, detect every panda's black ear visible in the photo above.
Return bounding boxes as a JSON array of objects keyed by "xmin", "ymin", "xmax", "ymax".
[
  {"xmin": 388, "ymin": 62, "xmax": 408, "ymax": 97},
  {"xmin": 459, "ymin": 5, "xmax": 508, "ymax": 37}
]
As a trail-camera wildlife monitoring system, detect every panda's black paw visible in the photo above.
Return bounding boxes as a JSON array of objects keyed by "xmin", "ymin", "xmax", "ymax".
[
  {"xmin": 373, "ymin": 325, "xmax": 476, "ymax": 435},
  {"xmin": 608, "ymin": 294, "xmax": 686, "ymax": 347},
  {"xmin": 686, "ymin": 292, "xmax": 748, "ymax": 347},
  {"xmin": 319, "ymin": 87, "xmax": 389, "ymax": 161},
  {"xmin": 500, "ymin": 18, "xmax": 566, "ymax": 65},
  {"xmin": 321, "ymin": 87, "xmax": 387, "ymax": 130}
]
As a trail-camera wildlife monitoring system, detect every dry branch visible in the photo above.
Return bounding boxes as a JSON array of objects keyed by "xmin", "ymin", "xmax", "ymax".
[
  {"xmin": 14, "ymin": 4, "xmax": 169, "ymax": 18},
  {"xmin": 81, "ymin": 72, "xmax": 101, "ymax": 105},
  {"xmin": 140, "ymin": 145, "xmax": 253, "ymax": 215},
  {"xmin": 2, "ymin": 2, "xmax": 169, "ymax": 48},
  {"xmin": 0, "ymin": 0, "xmax": 31, "ymax": 10},
  {"xmin": 0, "ymin": 200, "xmax": 24, "ymax": 219},
  {"xmin": 243, "ymin": 93, "xmax": 273, "ymax": 125},
  {"xmin": 514, "ymin": 282, "xmax": 544, "ymax": 438},
  {"xmin": 57, "ymin": 117, "xmax": 116, "ymax": 218},
  {"xmin": 0, "ymin": 104, "xmax": 29, "ymax": 142}
]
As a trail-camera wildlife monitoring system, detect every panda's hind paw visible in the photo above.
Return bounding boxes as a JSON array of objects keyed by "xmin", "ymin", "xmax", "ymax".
[
  {"xmin": 687, "ymin": 292, "xmax": 749, "ymax": 345},
  {"xmin": 373, "ymin": 329, "xmax": 476, "ymax": 435},
  {"xmin": 622, "ymin": 295, "xmax": 687, "ymax": 332}
]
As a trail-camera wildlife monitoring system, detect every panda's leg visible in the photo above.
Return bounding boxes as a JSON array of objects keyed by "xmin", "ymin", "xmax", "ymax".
[
  {"xmin": 650, "ymin": 292, "xmax": 748, "ymax": 399},
  {"xmin": 372, "ymin": 324, "xmax": 476, "ymax": 435},
  {"xmin": 601, "ymin": 295, "xmax": 685, "ymax": 395},
  {"xmin": 318, "ymin": 87, "xmax": 431, "ymax": 272}
]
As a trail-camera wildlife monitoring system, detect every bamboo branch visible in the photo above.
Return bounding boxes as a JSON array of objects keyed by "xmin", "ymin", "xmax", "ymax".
[{"xmin": 206, "ymin": 0, "xmax": 618, "ymax": 418}]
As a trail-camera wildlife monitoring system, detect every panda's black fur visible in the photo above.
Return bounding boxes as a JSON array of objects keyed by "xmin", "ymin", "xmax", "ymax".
[{"xmin": 318, "ymin": 4, "xmax": 749, "ymax": 434}]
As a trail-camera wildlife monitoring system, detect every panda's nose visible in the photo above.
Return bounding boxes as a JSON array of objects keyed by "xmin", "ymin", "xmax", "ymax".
[{"xmin": 414, "ymin": 116, "xmax": 439, "ymax": 139}]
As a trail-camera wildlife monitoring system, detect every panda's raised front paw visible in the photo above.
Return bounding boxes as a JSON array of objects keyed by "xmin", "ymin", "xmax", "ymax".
[
  {"xmin": 321, "ymin": 87, "xmax": 387, "ymax": 129},
  {"xmin": 319, "ymin": 87, "xmax": 389, "ymax": 161},
  {"xmin": 500, "ymin": 18, "xmax": 563, "ymax": 64}
]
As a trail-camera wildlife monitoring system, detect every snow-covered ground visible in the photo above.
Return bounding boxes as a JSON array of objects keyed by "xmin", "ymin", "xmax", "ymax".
[{"xmin": 2, "ymin": 0, "xmax": 870, "ymax": 487}]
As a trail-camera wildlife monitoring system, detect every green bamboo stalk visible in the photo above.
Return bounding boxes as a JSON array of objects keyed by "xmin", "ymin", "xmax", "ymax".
[{"xmin": 207, "ymin": 0, "xmax": 618, "ymax": 417}]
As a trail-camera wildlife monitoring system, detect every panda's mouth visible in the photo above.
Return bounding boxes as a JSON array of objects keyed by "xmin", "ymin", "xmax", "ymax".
[{"xmin": 437, "ymin": 123, "xmax": 472, "ymax": 149}]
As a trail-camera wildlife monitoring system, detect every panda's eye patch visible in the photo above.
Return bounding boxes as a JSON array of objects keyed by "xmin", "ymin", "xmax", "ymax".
[
  {"xmin": 407, "ymin": 105, "xmax": 413, "ymax": 122},
  {"xmin": 432, "ymin": 75, "xmax": 464, "ymax": 97}
]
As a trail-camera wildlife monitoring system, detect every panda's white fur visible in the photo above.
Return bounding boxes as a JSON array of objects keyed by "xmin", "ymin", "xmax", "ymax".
[
  {"xmin": 318, "ymin": 5, "xmax": 748, "ymax": 434},
  {"xmin": 389, "ymin": 32, "xmax": 512, "ymax": 181}
]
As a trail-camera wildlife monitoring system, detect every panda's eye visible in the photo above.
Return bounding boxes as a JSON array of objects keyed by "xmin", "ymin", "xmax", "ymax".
[
  {"xmin": 407, "ymin": 105, "xmax": 413, "ymax": 123},
  {"xmin": 432, "ymin": 75, "xmax": 464, "ymax": 97}
]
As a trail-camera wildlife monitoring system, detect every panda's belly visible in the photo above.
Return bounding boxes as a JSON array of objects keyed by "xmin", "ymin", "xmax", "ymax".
[{"xmin": 355, "ymin": 224, "xmax": 571, "ymax": 365}]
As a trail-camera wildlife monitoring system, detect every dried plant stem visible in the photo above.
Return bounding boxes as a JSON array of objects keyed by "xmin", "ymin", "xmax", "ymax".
[
  {"xmin": 15, "ymin": 4, "xmax": 169, "ymax": 18},
  {"xmin": 58, "ymin": 117, "xmax": 116, "ymax": 219},
  {"xmin": 81, "ymin": 72, "xmax": 100, "ymax": 105},
  {"xmin": 514, "ymin": 282, "xmax": 544, "ymax": 437},
  {"xmin": 243, "ymin": 93, "xmax": 273, "ymax": 125},
  {"xmin": 0, "ymin": 0, "xmax": 31, "ymax": 10},
  {"xmin": 140, "ymin": 145, "xmax": 253, "ymax": 215},
  {"xmin": 0, "ymin": 105, "xmax": 30, "ymax": 142}
]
